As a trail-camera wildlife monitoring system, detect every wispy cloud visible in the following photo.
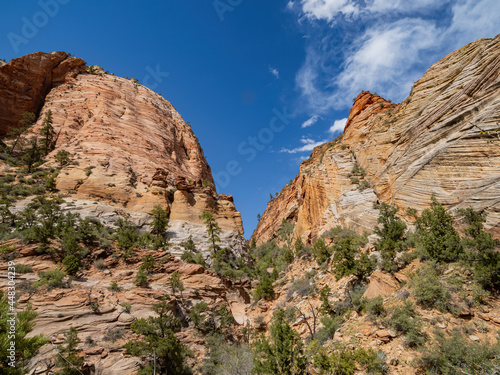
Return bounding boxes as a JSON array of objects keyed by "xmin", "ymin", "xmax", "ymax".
[
  {"xmin": 301, "ymin": 115, "xmax": 320, "ymax": 128},
  {"xmin": 281, "ymin": 136, "xmax": 328, "ymax": 153},
  {"xmin": 290, "ymin": 0, "xmax": 500, "ymax": 114},
  {"xmin": 328, "ymin": 118, "xmax": 347, "ymax": 134},
  {"xmin": 269, "ymin": 65, "xmax": 280, "ymax": 79}
]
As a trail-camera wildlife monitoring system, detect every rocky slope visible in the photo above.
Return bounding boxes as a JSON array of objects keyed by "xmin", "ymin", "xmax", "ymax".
[
  {"xmin": 253, "ymin": 34, "xmax": 500, "ymax": 245},
  {"xmin": 0, "ymin": 239, "xmax": 251, "ymax": 374},
  {"xmin": 0, "ymin": 51, "xmax": 251, "ymax": 374},
  {"xmin": 0, "ymin": 51, "xmax": 245, "ymax": 256}
]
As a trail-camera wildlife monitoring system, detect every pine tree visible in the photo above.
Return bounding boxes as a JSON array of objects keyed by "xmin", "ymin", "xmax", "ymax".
[
  {"xmin": 55, "ymin": 327, "xmax": 84, "ymax": 375},
  {"xmin": 21, "ymin": 137, "xmax": 39, "ymax": 173},
  {"xmin": 199, "ymin": 211, "xmax": 221, "ymax": 251},
  {"xmin": 416, "ymin": 196, "xmax": 461, "ymax": 262},
  {"xmin": 9, "ymin": 111, "xmax": 36, "ymax": 155},
  {"xmin": 169, "ymin": 272, "xmax": 184, "ymax": 297},
  {"xmin": 459, "ymin": 207, "xmax": 500, "ymax": 290},
  {"xmin": 150, "ymin": 205, "xmax": 169, "ymax": 249},
  {"xmin": 253, "ymin": 308, "xmax": 306, "ymax": 374},
  {"xmin": 374, "ymin": 202, "xmax": 407, "ymax": 272},
  {"xmin": 39, "ymin": 110, "xmax": 55, "ymax": 156},
  {"xmin": 0, "ymin": 292, "xmax": 47, "ymax": 374},
  {"xmin": 125, "ymin": 297, "xmax": 189, "ymax": 375}
]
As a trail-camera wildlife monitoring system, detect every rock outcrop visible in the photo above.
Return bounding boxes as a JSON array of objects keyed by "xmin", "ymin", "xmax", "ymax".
[
  {"xmin": 253, "ymin": 34, "xmax": 500, "ymax": 244},
  {"xmin": 0, "ymin": 240, "xmax": 251, "ymax": 375},
  {"xmin": 252, "ymin": 140, "xmax": 380, "ymax": 244},
  {"xmin": 342, "ymin": 36, "xmax": 500, "ymax": 234},
  {"xmin": 0, "ymin": 51, "xmax": 245, "ymax": 253},
  {"xmin": 0, "ymin": 51, "xmax": 86, "ymax": 136}
]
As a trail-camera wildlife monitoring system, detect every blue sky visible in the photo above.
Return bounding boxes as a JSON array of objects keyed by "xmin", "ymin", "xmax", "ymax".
[{"xmin": 1, "ymin": 0, "xmax": 499, "ymax": 237}]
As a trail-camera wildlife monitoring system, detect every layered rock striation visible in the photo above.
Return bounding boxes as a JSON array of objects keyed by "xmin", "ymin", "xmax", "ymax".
[
  {"xmin": 0, "ymin": 51, "xmax": 86, "ymax": 136},
  {"xmin": 253, "ymin": 34, "xmax": 500, "ymax": 244},
  {"xmin": 1, "ymin": 51, "xmax": 245, "ymax": 254}
]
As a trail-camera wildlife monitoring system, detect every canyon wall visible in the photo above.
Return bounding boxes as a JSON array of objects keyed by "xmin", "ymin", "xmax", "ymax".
[{"xmin": 253, "ymin": 34, "xmax": 500, "ymax": 244}]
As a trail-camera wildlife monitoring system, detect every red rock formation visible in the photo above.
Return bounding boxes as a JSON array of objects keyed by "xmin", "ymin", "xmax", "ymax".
[
  {"xmin": 19, "ymin": 60, "xmax": 243, "ymax": 234},
  {"xmin": 0, "ymin": 51, "xmax": 86, "ymax": 136},
  {"xmin": 253, "ymin": 34, "xmax": 500, "ymax": 244}
]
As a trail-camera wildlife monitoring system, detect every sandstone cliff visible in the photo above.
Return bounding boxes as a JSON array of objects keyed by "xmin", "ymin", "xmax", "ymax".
[
  {"xmin": 0, "ymin": 51, "xmax": 245, "ymax": 256},
  {"xmin": 253, "ymin": 34, "xmax": 500, "ymax": 244},
  {"xmin": 0, "ymin": 52, "xmax": 86, "ymax": 136},
  {"xmin": 0, "ymin": 52, "xmax": 250, "ymax": 374}
]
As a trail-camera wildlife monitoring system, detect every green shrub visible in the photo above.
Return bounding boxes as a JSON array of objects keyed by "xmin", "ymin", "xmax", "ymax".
[
  {"xmin": 290, "ymin": 275, "xmax": 316, "ymax": 297},
  {"xmin": 331, "ymin": 228, "xmax": 373, "ymax": 281},
  {"xmin": 312, "ymin": 237, "xmax": 331, "ymax": 264},
  {"xmin": 180, "ymin": 235, "xmax": 196, "ymax": 251},
  {"xmin": 254, "ymin": 274, "xmax": 274, "ymax": 301},
  {"xmin": 114, "ymin": 217, "xmax": 140, "ymax": 254},
  {"xmin": 109, "ymin": 281, "xmax": 120, "ymax": 292},
  {"xmin": 387, "ymin": 301, "xmax": 426, "ymax": 347},
  {"xmin": 134, "ymin": 268, "xmax": 149, "ymax": 287},
  {"xmin": 358, "ymin": 180, "xmax": 370, "ymax": 191},
  {"xmin": 355, "ymin": 349, "xmax": 388, "ymax": 374},
  {"xmin": 351, "ymin": 163, "xmax": 366, "ymax": 177},
  {"xmin": 103, "ymin": 327, "xmax": 124, "ymax": 342},
  {"xmin": 365, "ymin": 296, "xmax": 385, "ymax": 319},
  {"xmin": 61, "ymin": 229, "xmax": 82, "ymax": 257},
  {"xmin": 316, "ymin": 316, "xmax": 342, "ymax": 344},
  {"xmin": 55, "ymin": 150, "xmax": 70, "ymax": 166},
  {"xmin": 416, "ymin": 196, "xmax": 461, "ymax": 262},
  {"xmin": 35, "ymin": 269, "xmax": 66, "ymax": 289},
  {"xmin": 374, "ymin": 202, "xmax": 407, "ymax": 273},
  {"xmin": 94, "ymin": 258, "xmax": 106, "ymax": 270},
  {"xmin": 124, "ymin": 297, "xmax": 189, "ymax": 374},
  {"xmin": 460, "ymin": 207, "xmax": 500, "ymax": 291},
  {"xmin": 253, "ymin": 309, "xmax": 306, "ymax": 374},
  {"xmin": 62, "ymin": 254, "xmax": 81, "ymax": 276},
  {"xmin": 189, "ymin": 302, "xmax": 211, "ymax": 331},
  {"xmin": 411, "ymin": 265, "xmax": 450, "ymax": 311},
  {"xmin": 140, "ymin": 254, "xmax": 156, "ymax": 274},
  {"xmin": 14, "ymin": 264, "xmax": 33, "ymax": 274},
  {"xmin": 169, "ymin": 272, "xmax": 185, "ymax": 297},
  {"xmin": 120, "ymin": 302, "xmax": 132, "ymax": 313},
  {"xmin": 181, "ymin": 251, "xmax": 195, "ymax": 263},
  {"xmin": 0, "ymin": 293, "xmax": 48, "ymax": 372},
  {"xmin": 313, "ymin": 347, "xmax": 357, "ymax": 375},
  {"xmin": 416, "ymin": 329, "xmax": 500, "ymax": 374}
]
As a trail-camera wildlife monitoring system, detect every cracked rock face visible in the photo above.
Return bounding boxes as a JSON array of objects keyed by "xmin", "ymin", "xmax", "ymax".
[
  {"xmin": 253, "ymin": 34, "xmax": 500, "ymax": 244},
  {"xmin": 0, "ymin": 51, "xmax": 86, "ymax": 136},
  {"xmin": 7, "ymin": 52, "xmax": 245, "ymax": 243}
]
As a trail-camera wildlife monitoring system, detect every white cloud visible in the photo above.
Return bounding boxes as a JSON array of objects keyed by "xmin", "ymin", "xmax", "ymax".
[
  {"xmin": 336, "ymin": 18, "xmax": 440, "ymax": 105},
  {"xmin": 301, "ymin": 115, "xmax": 321, "ymax": 128},
  {"xmin": 296, "ymin": 0, "xmax": 452, "ymax": 22},
  {"xmin": 269, "ymin": 66, "xmax": 280, "ymax": 79},
  {"xmin": 299, "ymin": 0, "xmax": 360, "ymax": 21},
  {"xmin": 293, "ymin": 0, "xmax": 500, "ymax": 113},
  {"xmin": 328, "ymin": 118, "xmax": 347, "ymax": 133},
  {"xmin": 281, "ymin": 137, "xmax": 328, "ymax": 153},
  {"xmin": 448, "ymin": 0, "xmax": 500, "ymax": 47}
]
